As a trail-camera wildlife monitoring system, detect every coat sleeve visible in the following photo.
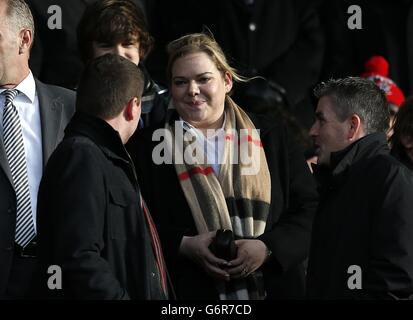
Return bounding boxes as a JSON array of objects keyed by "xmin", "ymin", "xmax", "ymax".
[
  {"xmin": 362, "ymin": 165, "xmax": 413, "ymax": 299},
  {"xmin": 258, "ymin": 122, "xmax": 318, "ymax": 273},
  {"xmin": 37, "ymin": 141, "xmax": 129, "ymax": 299},
  {"xmin": 128, "ymin": 128, "xmax": 195, "ymax": 269}
]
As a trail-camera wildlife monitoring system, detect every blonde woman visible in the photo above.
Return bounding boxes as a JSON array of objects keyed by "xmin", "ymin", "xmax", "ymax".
[{"xmin": 128, "ymin": 33, "xmax": 318, "ymax": 300}]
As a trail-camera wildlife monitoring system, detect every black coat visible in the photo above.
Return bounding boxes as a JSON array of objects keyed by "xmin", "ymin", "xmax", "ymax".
[
  {"xmin": 307, "ymin": 133, "xmax": 413, "ymax": 299},
  {"xmin": 0, "ymin": 80, "xmax": 75, "ymax": 299},
  {"xmin": 37, "ymin": 112, "xmax": 167, "ymax": 300},
  {"xmin": 128, "ymin": 113, "xmax": 318, "ymax": 299}
]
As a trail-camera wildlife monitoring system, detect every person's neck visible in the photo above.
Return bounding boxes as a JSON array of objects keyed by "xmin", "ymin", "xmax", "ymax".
[
  {"xmin": 193, "ymin": 114, "xmax": 225, "ymax": 136},
  {"xmin": 105, "ymin": 117, "xmax": 129, "ymax": 145},
  {"xmin": 0, "ymin": 68, "xmax": 30, "ymax": 89}
]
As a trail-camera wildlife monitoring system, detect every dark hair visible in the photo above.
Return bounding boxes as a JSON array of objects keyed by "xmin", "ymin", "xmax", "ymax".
[
  {"xmin": 77, "ymin": 0, "xmax": 153, "ymax": 63},
  {"xmin": 4, "ymin": 0, "xmax": 35, "ymax": 41},
  {"xmin": 76, "ymin": 54, "xmax": 144, "ymax": 119},
  {"xmin": 314, "ymin": 77, "xmax": 390, "ymax": 134},
  {"xmin": 390, "ymin": 97, "xmax": 413, "ymax": 160}
]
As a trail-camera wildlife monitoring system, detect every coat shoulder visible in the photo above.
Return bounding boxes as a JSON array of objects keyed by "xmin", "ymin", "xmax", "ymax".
[
  {"xmin": 368, "ymin": 153, "xmax": 411, "ymax": 176},
  {"xmin": 35, "ymin": 79, "xmax": 76, "ymax": 102},
  {"xmin": 50, "ymin": 136, "xmax": 101, "ymax": 164}
]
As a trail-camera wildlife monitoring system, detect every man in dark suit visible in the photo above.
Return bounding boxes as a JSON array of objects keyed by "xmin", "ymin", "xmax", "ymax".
[
  {"xmin": 37, "ymin": 54, "xmax": 168, "ymax": 299},
  {"xmin": 0, "ymin": 0, "xmax": 75, "ymax": 299},
  {"xmin": 307, "ymin": 77, "xmax": 413, "ymax": 299}
]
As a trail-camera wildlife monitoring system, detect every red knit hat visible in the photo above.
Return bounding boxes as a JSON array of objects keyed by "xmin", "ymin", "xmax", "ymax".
[{"xmin": 361, "ymin": 56, "xmax": 405, "ymax": 111}]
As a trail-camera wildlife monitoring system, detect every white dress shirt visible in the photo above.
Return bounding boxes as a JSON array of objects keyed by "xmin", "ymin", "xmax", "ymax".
[
  {"xmin": 179, "ymin": 114, "xmax": 226, "ymax": 176},
  {"xmin": 0, "ymin": 72, "xmax": 42, "ymax": 233}
]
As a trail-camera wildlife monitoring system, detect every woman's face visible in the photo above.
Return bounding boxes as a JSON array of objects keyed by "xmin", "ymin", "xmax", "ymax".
[{"xmin": 171, "ymin": 52, "xmax": 232, "ymax": 130}]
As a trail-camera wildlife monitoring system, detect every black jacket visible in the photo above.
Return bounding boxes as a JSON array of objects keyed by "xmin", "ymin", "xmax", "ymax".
[
  {"xmin": 307, "ymin": 133, "xmax": 413, "ymax": 299},
  {"xmin": 129, "ymin": 113, "xmax": 318, "ymax": 299},
  {"xmin": 37, "ymin": 112, "xmax": 167, "ymax": 299},
  {"xmin": 139, "ymin": 69, "xmax": 169, "ymax": 128},
  {"xmin": 391, "ymin": 148, "xmax": 413, "ymax": 172}
]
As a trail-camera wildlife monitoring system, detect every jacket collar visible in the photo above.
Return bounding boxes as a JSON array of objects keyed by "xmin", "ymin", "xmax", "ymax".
[
  {"xmin": 64, "ymin": 111, "xmax": 131, "ymax": 163},
  {"xmin": 313, "ymin": 132, "xmax": 389, "ymax": 189},
  {"xmin": 330, "ymin": 132, "xmax": 388, "ymax": 175}
]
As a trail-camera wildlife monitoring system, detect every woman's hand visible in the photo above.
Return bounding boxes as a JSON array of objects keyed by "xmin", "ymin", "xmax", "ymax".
[
  {"xmin": 226, "ymin": 239, "xmax": 269, "ymax": 279},
  {"xmin": 179, "ymin": 231, "xmax": 231, "ymax": 281}
]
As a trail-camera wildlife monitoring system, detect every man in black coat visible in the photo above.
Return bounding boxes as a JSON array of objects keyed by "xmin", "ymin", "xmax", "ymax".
[
  {"xmin": 0, "ymin": 0, "xmax": 75, "ymax": 300},
  {"xmin": 37, "ymin": 54, "xmax": 168, "ymax": 299},
  {"xmin": 307, "ymin": 77, "xmax": 413, "ymax": 299}
]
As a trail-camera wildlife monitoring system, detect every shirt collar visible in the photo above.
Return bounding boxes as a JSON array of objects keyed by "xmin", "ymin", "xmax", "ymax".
[
  {"xmin": 0, "ymin": 71, "xmax": 36, "ymax": 103},
  {"xmin": 179, "ymin": 113, "xmax": 227, "ymax": 135}
]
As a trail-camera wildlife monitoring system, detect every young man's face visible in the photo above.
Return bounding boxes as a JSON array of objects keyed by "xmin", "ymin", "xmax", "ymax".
[
  {"xmin": 309, "ymin": 96, "xmax": 352, "ymax": 166},
  {"xmin": 92, "ymin": 40, "xmax": 140, "ymax": 65}
]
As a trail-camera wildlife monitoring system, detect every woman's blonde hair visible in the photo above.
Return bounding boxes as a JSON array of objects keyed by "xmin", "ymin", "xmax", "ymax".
[{"xmin": 166, "ymin": 32, "xmax": 247, "ymax": 84}]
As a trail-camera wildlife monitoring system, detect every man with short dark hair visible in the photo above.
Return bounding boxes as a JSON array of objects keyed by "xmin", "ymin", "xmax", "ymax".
[
  {"xmin": 37, "ymin": 54, "xmax": 168, "ymax": 299},
  {"xmin": 307, "ymin": 77, "xmax": 413, "ymax": 299},
  {"xmin": 0, "ymin": 0, "xmax": 75, "ymax": 299}
]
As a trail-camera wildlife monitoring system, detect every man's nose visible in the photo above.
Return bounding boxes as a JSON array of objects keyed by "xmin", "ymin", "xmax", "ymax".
[{"xmin": 309, "ymin": 123, "xmax": 318, "ymax": 137}]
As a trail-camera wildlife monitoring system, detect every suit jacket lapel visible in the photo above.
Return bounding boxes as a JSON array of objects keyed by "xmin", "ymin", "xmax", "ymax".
[{"xmin": 36, "ymin": 80, "xmax": 63, "ymax": 166}]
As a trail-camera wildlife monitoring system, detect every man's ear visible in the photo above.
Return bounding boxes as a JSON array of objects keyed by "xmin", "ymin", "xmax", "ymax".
[
  {"xmin": 348, "ymin": 114, "xmax": 364, "ymax": 141},
  {"xmin": 124, "ymin": 97, "xmax": 141, "ymax": 121},
  {"xmin": 135, "ymin": 97, "xmax": 142, "ymax": 120},
  {"xmin": 19, "ymin": 29, "xmax": 33, "ymax": 54}
]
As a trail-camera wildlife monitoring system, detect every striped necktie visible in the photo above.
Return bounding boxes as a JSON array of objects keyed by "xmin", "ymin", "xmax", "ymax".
[
  {"xmin": 140, "ymin": 194, "xmax": 169, "ymax": 298},
  {"xmin": 2, "ymin": 89, "xmax": 36, "ymax": 248}
]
